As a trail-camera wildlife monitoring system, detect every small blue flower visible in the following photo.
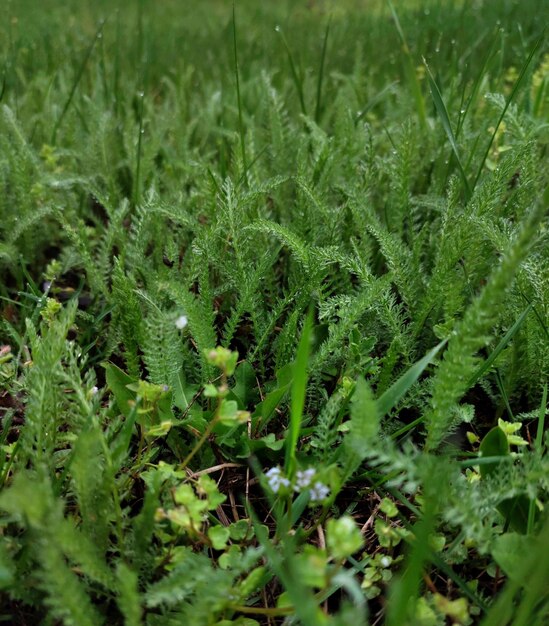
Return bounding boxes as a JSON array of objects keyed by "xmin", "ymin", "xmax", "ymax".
[
  {"xmin": 265, "ymin": 467, "xmax": 290, "ymax": 494},
  {"xmin": 309, "ymin": 481, "xmax": 330, "ymax": 503},
  {"xmin": 294, "ymin": 468, "xmax": 316, "ymax": 492}
]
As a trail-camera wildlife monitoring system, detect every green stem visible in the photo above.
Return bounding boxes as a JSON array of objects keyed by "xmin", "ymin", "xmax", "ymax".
[
  {"xmin": 229, "ymin": 604, "xmax": 293, "ymax": 616},
  {"xmin": 181, "ymin": 416, "xmax": 219, "ymax": 469}
]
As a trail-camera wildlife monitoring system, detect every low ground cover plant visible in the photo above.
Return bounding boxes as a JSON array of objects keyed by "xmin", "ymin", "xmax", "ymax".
[{"xmin": 0, "ymin": 0, "xmax": 548, "ymax": 624}]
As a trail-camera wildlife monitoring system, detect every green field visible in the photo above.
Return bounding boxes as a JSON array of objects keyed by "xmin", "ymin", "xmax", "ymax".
[{"xmin": 0, "ymin": 1, "xmax": 548, "ymax": 624}]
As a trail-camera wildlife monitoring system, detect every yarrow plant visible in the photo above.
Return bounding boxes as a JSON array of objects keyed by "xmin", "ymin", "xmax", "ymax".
[{"xmin": 0, "ymin": 1, "xmax": 547, "ymax": 624}]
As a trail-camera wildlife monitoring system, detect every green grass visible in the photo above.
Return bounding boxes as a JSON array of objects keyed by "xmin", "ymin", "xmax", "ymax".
[{"xmin": 0, "ymin": 0, "xmax": 548, "ymax": 624}]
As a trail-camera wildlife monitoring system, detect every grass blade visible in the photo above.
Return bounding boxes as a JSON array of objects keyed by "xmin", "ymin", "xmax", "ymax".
[
  {"xmin": 51, "ymin": 19, "xmax": 105, "ymax": 144},
  {"xmin": 378, "ymin": 339, "xmax": 446, "ymax": 417},
  {"xmin": 455, "ymin": 30, "xmax": 499, "ymax": 139},
  {"xmin": 387, "ymin": 0, "xmax": 427, "ymax": 130},
  {"xmin": 133, "ymin": 90, "xmax": 145, "ymax": 208},
  {"xmin": 0, "ymin": 71, "xmax": 6, "ymax": 103},
  {"xmin": 285, "ymin": 310, "xmax": 313, "ymax": 478},
  {"xmin": 467, "ymin": 303, "xmax": 533, "ymax": 389},
  {"xmin": 315, "ymin": 16, "xmax": 331, "ymax": 124},
  {"xmin": 424, "ymin": 59, "xmax": 472, "ymax": 200},
  {"xmin": 472, "ymin": 31, "xmax": 545, "ymax": 191},
  {"xmin": 528, "ymin": 383, "xmax": 548, "ymax": 533},
  {"xmin": 233, "ymin": 3, "xmax": 248, "ymax": 183},
  {"xmin": 534, "ymin": 383, "xmax": 548, "ymax": 454},
  {"xmin": 356, "ymin": 80, "xmax": 399, "ymax": 122},
  {"xmin": 276, "ymin": 26, "xmax": 307, "ymax": 116}
]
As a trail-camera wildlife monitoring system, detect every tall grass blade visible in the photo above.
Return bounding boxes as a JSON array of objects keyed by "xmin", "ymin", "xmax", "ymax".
[
  {"xmin": 277, "ymin": 26, "xmax": 307, "ymax": 116},
  {"xmin": 528, "ymin": 383, "xmax": 548, "ymax": 533},
  {"xmin": 472, "ymin": 31, "xmax": 545, "ymax": 191},
  {"xmin": 356, "ymin": 81, "xmax": 398, "ymax": 122},
  {"xmin": 113, "ymin": 9, "xmax": 121, "ymax": 116},
  {"xmin": 51, "ymin": 19, "xmax": 105, "ymax": 144},
  {"xmin": 378, "ymin": 340, "xmax": 446, "ymax": 417},
  {"xmin": 232, "ymin": 3, "xmax": 248, "ymax": 183},
  {"xmin": 315, "ymin": 16, "xmax": 331, "ymax": 124},
  {"xmin": 133, "ymin": 90, "xmax": 145, "ymax": 208},
  {"xmin": 467, "ymin": 303, "xmax": 532, "ymax": 389},
  {"xmin": 424, "ymin": 59, "xmax": 472, "ymax": 200},
  {"xmin": 455, "ymin": 30, "xmax": 499, "ymax": 139},
  {"xmin": 387, "ymin": 0, "xmax": 427, "ymax": 130},
  {"xmin": 285, "ymin": 310, "xmax": 313, "ymax": 478},
  {"xmin": 534, "ymin": 383, "xmax": 547, "ymax": 454}
]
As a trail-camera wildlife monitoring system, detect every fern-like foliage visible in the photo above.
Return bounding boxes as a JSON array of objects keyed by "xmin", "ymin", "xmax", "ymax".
[
  {"xmin": 0, "ymin": 3, "xmax": 547, "ymax": 623},
  {"xmin": 424, "ymin": 200, "xmax": 545, "ymax": 450}
]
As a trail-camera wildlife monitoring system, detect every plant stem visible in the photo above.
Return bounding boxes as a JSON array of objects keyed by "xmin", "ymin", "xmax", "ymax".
[
  {"xmin": 181, "ymin": 417, "xmax": 218, "ymax": 469},
  {"xmin": 228, "ymin": 604, "xmax": 294, "ymax": 616}
]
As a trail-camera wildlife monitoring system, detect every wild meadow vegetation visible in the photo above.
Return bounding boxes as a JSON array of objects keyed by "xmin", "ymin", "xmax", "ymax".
[{"xmin": 0, "ymin": 0, "xmax": 548, "ymax": 623}]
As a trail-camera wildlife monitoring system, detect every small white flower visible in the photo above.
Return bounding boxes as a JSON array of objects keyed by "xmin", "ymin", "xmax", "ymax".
[
  {"xmin": 87, "ymin": 386, "xmax": 100, "ymax": 401},
  {"xmin": 265, "ymin": 467, "xmax": 290, "ymax": 494},
  {"xmin": 294, "ymin": 468, "xmax": 316, "ymax": 492},
  {"xmin": 175, "ymin": 315, "xmax": 188, "ymax": 330},
  {"xmin": 309, "ymin": 481, "xmax": 330, "ymax": 503},
  {"xmin": 380, "ymin": 556, "xmax": 392, "ymax": 568}
]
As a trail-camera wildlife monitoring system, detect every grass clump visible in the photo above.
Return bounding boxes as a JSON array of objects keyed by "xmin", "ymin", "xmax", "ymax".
[{"xmin": 0, "ymin": 0, "xmax": 548, "ymax": 624}]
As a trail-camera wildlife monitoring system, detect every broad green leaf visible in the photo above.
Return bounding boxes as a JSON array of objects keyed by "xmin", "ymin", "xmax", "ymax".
[
  {"xmin": 252, "ymin": 362, "xmax": 294, "ymax": 430},
  {"xmin": 253, "ymin": 385, "xmax": 290, "ymax": 428},
  {"xmin": 326, "ymin": 516, "xmax": 364, "ymax": 560},
  {"xmin": 235, "ymin": 432, "xmax": 285, "ymax": 458},
  {"xmin": 479, "ymin": 426, "xmax": 509, "ymax": 476},
  {"xmin": 294, "ymin": 549, "xmax": 327, "ymax": 588},
  {"xmin": 237, "ymin": 565, "xmax": 269, "ymax": 598},
  {"xmin": 110, "ymin": 402, "xmax": 139, "ymax": 471},
  {"xmin": 480, "ymin": 426, "xmax": 531, "ymax": 533},
  {"xmin": 103, "ymin": 362, "xmax": 137, "ymax": 419},
  {"xmin": 219, "ymin": 399, "xmax": 239, "ymax": 425},
  {"xmin": 233, "ymin": 360, "xmax": 257, "ymax": 408},
  {"xmin": 378, "ymin": 340, "xmax": 446, "ymax": 417},
  {"xmin": 173, "ymin": 372, "xmax": 197, "ymax": 412},
  {"xmin": 492, "ymin": 533, "xmax": 537, "ymax": 583},
  {"xmin": 208, "ymin": 525, "xmax": 230, "ymax": 550}
]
